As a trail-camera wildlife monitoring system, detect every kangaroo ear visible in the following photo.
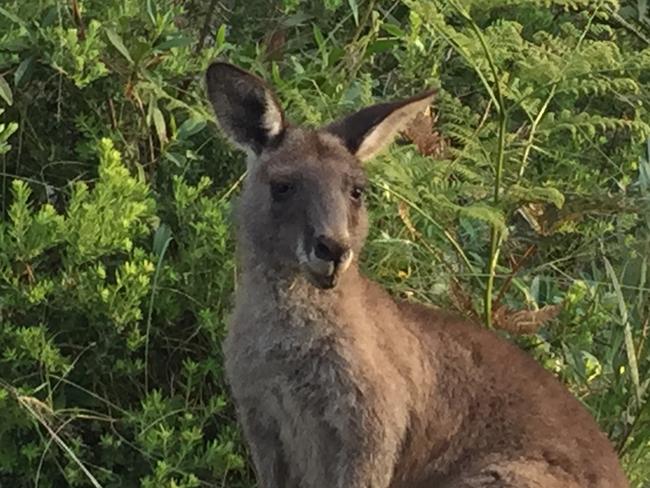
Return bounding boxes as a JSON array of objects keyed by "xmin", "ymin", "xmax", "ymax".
[
  {"xmin": 206, "ymin": 62, "xmax": 286, "ymax": 156},
  {"xmin": 326, "ymin": 91, "xmax": 436, "ymax": 162}
]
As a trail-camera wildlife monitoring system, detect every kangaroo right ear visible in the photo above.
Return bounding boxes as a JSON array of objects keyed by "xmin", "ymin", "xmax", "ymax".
[
  {"xmin": 206, "ymin": 62, "xmax": 286, "ymax": 156},
  {"xmin": 326, "ymin": 90, "xmax": 436, "ymax": 162}
]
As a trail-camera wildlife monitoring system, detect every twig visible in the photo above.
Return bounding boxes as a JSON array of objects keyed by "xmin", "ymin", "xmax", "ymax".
[
  {"xmin": 70, "ymin": 0, "xmax": 85, "ymax": 40},
  {"xmin": 493, "ymin": 245, "xmax": 536, "ymax": 308},
  {"xmin": 195, "ymin": 0, "xmax": 220, "ymax": 55}
]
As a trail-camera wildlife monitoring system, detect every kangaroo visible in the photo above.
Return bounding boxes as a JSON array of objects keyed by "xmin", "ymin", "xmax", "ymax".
[{"xmin": 205, "ymin": 62, "xmax": 628, "ymax": 488}]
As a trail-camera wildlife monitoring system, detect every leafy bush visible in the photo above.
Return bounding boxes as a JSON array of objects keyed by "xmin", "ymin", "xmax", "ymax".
[{"xmin": 0, "ymin": 0, "xmax": 648, "ymax": 486}]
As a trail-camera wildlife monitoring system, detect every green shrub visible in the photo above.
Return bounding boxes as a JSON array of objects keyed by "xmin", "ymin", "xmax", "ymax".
[
  {"xmin": 0, "ymin": 0, "xmax": 648, "ymax": 486},
  {"xmin": 0, "ymin": 138, "xmax": 244, "ymax": 487}
]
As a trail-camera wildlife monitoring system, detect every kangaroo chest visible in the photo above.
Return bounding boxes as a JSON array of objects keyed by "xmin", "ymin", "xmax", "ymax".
[
  {"xmin": 225, "ymin": 296, "xmax": 413, "ymax": 486},
  {"xmin": 226, "ymin": 296, "xmax": 372, "ymax": 405}
]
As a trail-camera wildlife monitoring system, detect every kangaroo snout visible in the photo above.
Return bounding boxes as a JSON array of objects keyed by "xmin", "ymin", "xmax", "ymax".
[
  {"xmin": 314, "ymin": 235, "xmax": 350, "ymax": 264},
  {"xmin": 304, "ymin": 235, "xmax": 353, "ymax": 289}
]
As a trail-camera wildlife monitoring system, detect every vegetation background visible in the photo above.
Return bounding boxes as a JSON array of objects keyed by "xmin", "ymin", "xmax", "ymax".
[{"xmin": 0, "ymin": 0, "xmax": 648, "ymax": 486}]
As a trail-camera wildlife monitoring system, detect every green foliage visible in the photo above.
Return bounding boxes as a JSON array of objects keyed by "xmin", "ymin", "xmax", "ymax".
[
  {"xmin": 0, "ymin": 0, "xmax": 649, "ymax": 486},
  {"xmin": 0, "ymin": 137, "xmax": 244, "ymax": 486}
]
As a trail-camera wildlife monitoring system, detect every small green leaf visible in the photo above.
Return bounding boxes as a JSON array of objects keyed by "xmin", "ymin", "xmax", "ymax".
[
  {"xmin": 146, "ymin": 0, "xmax": 157, "ymax": 26},
  {"xmin": 164, "ymin": 152, "xmax": 185, "ymax": 167},
  {"xmin": 282, "ymin": 12, "xmax": 312, "ymax": 27},
  {"xmin": 152, "ymin": 107, "xmax": 167, "ymax": 146},
  {"xmin": 106, "ymin": 28, "xmax": 134, "ymax": 64},
  {"xmin": 639, "ymin": 0, "xmax": 648, "ymax": 22},
  {"xmin": 383, "ymin": 23, "xmax": 406, "ymax": 37},
  {"xmin": 14, "ymin": 56, "xmax": 33, "ymax": 86},
  {"xmin": 507, "ymin": 185, "xmax": 565, "ymax": 209},
  {"xmin": 324, "ymin": 0, "xmax": 343, "ymax": 11},
  {"xmin": 0, "ymin": 121, "xmax": 18, "ymax": 155},
  {"xmin": 0, "ymin": 6, "xmax": 25, "ymax": 26},
  {"xmin": 313, "ymin": 25, "xmax": 325, "ymax": 50},
  {"xmin": 460, "ymin": 204, "xmax": 506, "ymax": 232},
  {"xmin": 156, "ymin": 36, "xmax": 193, "ymax": 51},
  {"xmin": 271, "ymin": 62, "xmax": 282, "ymax": 85},
  {"xmin": 604, "ymin": 257, "xmax": 641, "ymax": 406},
  {"xmin": 153, "ymin": 224, "xmax": 172, "ymax": 257},
  {"xmin": 177, "ymin": 117, "xmax": 206, "ymax": 139},
  {"xmin": 0, "ymin": 76, "xmax": 13, "ymax": 106},
  {"xmin": 368, "ymin": 39, "xmax": 398, "ymax": 54},
  {"xmin": 215, "ymin": 24, "xmax": 226, "ymax": 48},
  {"xmin": 0, "ymin": 121, "xmax": 18, "ymax": 140},
  {"xmin": 348, "ymin": 0, "xmax": 359, "ymax": 25}
]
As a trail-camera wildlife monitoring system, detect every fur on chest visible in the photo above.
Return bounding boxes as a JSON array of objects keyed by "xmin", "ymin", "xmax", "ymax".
[
  {"xmin": 226, "ymin": 280, "xmax": 412, "ymax": 417},
  {"xmin": 228, "ymin": 293, "xmax": 385, "ymax": 401},
  {"xmin": 227, "ymin": 303, "xmax": 358, "ymax": 387},
  {"xmin": 228, "ymin": 280, "xmax": 360, "ymax": 361}
]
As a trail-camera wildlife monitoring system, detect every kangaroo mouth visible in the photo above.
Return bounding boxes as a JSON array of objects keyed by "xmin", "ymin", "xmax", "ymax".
[
  {"xmin": 305, "ymin": 268, "xmax": 339, "ymax": 289},
  {"xmin": 299, "ymin": 247, "xmax": 354, "ymax": 290}
]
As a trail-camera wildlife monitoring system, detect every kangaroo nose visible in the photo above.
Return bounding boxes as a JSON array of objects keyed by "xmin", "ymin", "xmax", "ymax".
[{"xmin": 314, "ymin": 235, "xmax": 349, "ymax": 263}]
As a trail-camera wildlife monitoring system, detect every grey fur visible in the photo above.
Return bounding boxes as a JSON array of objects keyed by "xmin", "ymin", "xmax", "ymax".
[{"xmin": 206, "ymin": 62, "xmax": 628, "ymax": 488}]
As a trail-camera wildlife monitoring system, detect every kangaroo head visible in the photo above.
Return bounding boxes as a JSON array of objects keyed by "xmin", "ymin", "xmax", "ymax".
[{"xmin": 206, "ymin": 62, "xmax": 434, "ymax": 289}]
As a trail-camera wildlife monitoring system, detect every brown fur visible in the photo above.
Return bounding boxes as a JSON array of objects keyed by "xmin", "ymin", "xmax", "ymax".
[{"xmin": 206, "ymin": 62, "xmax": 628, "ymax": 488}]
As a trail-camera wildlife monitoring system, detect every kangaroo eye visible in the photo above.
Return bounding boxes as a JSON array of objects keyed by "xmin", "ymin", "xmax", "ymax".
[
  {"xmin": 271, "ymin": 181, "xmax": 294, "ymax": 202},
  {"xmin": 350, "ymin": 186, "xmax": 364, "ymax": 201}
]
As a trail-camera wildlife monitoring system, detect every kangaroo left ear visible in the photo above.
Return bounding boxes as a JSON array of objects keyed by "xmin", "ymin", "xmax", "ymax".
[
  {"xmin": 326, "ymin": 91, "xmax": 436, "ymax": 162},
  {"xmin": 206, "ymin": 62, "xmax": 286, "ymax": 157}
]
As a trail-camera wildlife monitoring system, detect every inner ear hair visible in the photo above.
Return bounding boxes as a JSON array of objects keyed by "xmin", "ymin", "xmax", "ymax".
[
  {"xmin": 327, "ymin": 90, "xmax": 436, "ymax": 162},
  {"xmin": 206, "ymin": 62, "xmax": 286, "ymax": 156}
]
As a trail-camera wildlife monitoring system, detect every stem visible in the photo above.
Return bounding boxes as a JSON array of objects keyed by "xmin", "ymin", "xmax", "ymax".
[
  {"xmin": 195, "ymin": 0, "xmax": 219, "ymax": 55},
  {"xmin": 449, "ymin": 1, "xmax": 508, "ymax": 328},
  {"xmin": 518, "ymin": 84, "xmax": 556, "ymax": 180},
  {"xmin": 144, "ymin": 233, "xmax": 172, "ymax": 393},
  {"xmin": 484, "ymin": 107, "xmax": 506, "ymax": 328}
]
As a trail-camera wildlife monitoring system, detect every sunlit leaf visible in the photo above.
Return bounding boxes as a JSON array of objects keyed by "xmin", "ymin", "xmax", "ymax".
[
  {"xmin": 106, "ymin": 28, "xmax": 134, "ymax": 64},
  {"xmin": 0, "ymin": 76, "xmax": 13, "ymax": 106}
]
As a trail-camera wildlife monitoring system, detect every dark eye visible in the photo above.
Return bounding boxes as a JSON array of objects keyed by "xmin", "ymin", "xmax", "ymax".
[
  {"xmin": 350, "ymin": 186, "xmax": 364, "ymax": 201},
  {"xmin": 271, "ymin": 181, "xmax": 294, "ymax": 202}
]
